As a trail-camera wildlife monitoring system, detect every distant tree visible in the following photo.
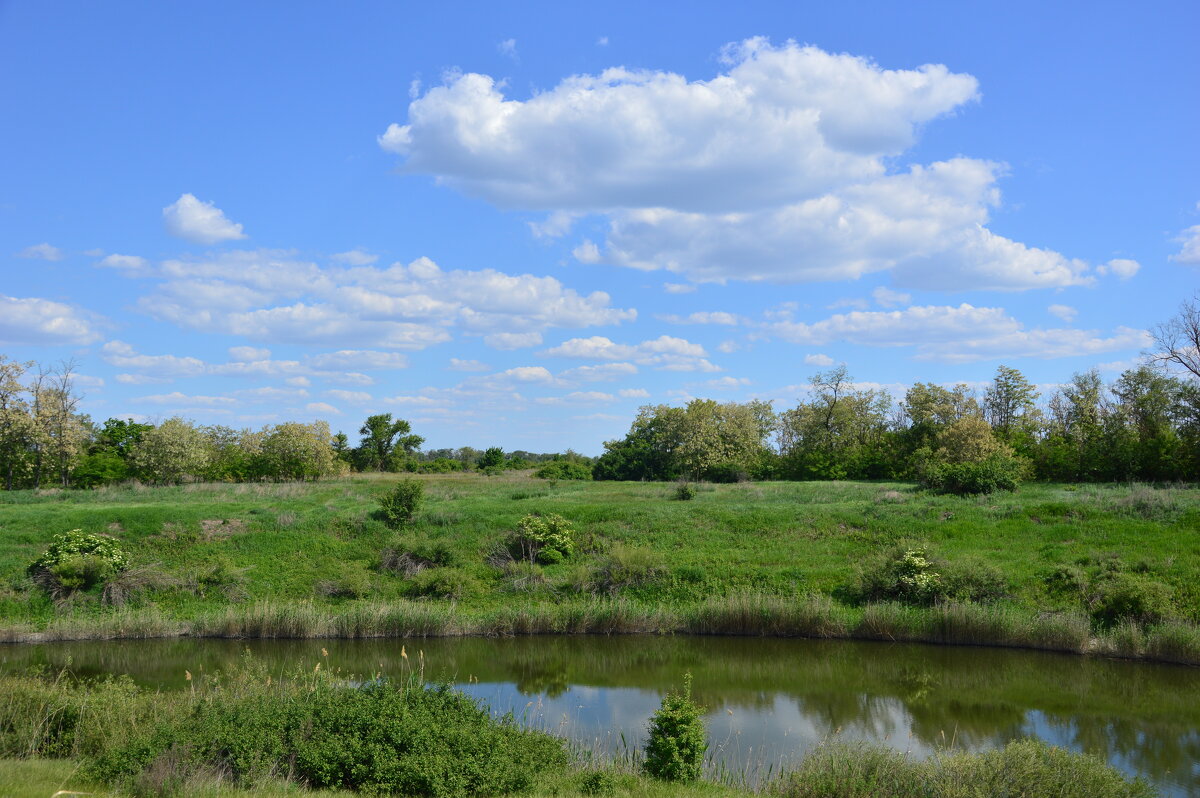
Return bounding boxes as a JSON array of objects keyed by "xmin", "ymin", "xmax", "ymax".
[
  {"xmin": 984, "ymin": 365, "xmax": 1042, "ymax": 456},
  {"xmin": 355, "ymin": 414, "xmax": 423, "ymax": 472},
  {"xmin": 777, "ymin": 367, "xmax": 893, "ymax": 480},
  {"xmin": 130, "ymin": 417, "xmax": 210, "ymax": 485},
  {"xmin": 93, "ymin": 418, "xmax": 153, "ymax": 459},
  {"xmin": 1152, "ymin": 294, "xmax": 1200, "ymax": 379},
  {"xmin": 477, "ymin": 446, "xmax": 505, "ymax": 470},
  {"xmin": 259, "ymin": 421, "xmax": 341, "ymax": 481},
  {"xmin": 0, "ymin": 356, "xmax": 35, "ymax": 490}
]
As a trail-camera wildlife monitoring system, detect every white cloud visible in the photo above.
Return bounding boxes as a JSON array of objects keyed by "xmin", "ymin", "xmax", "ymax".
[
  {"xmin": 559, "ymin": 362, "xmax": 638, "ymax": 382},
  {"xmin": 128, "ymin": 251, "xmax": 634, "ymax": 348},
  {"xmin": 1048, "ymin": 304, "xmax": 1077, "ymax": 323},
  {"xmin": 381, "ymin": 39, "xmax": 1104, "ymax": 291},
  {"xmin": 541, "ymin": 334, "xmax": 720, "ymax": 371},
  {"xmin": 484, "ymin": 331, "xmax": 543, "ymax": 350},
  {"xmin": 497, "ymin": 38, "xmax": 518, "ymax": 59},
  {"xmin": 305, "ymin": 402, "xmax": 341, "ymax": 415},
  {"xmin": 285, "ymin": 376, "xmax": 311, "ymax": 387},
  {"xmin": 1170, "ymin": 221, "xmax": 1200, "ymax": 264},
  {"xmin": 115, "ymin": 373, "xmax": 171, "ymax": 385},
  {"xmin": 98, "ymin": 253, "xmax": 151, "ymax": 274},
  {"xmin": 1096, "ymin": 258, "xmax": 1141, "ymax": 279},
  {"xmin": 619, "ymin": 388, "xmax": 650, "ymax": 398},
  {"xmin": 0, "ymin": 295, "xmax": 103, "ymax": 346},
  {"xmin": 448, "ymin": 358, "xmax": 490, "ymax": 372},
  {"xmin": 235, "ymin": 386, "xmax": 309, "ymax": 402},
  {"xmin": 597, "ymin": 36, "xmax": 609, "ymax": 46},
  {"xmin": 717, "ymin": 340, "xmax": 740, "ymax": 353},
  {"xmin": 136, "ymin": 391, "xmax": 236, "ymax": 406},
  {"xmin": 536, "ymin": 390, "xmax": 616, "ymax": 405},
  {"xmin": 163, "ymin": 194, "xmax": 247, "ymax": 244},
  {"xmin": 324, "ymin": 389, "xmax": 372, "ymax": 404},
  {"xmin": 804, "ymin": 353, "xmax": 835, "ymax": 366},
  {"xmin": 660, "ymin": 311, "xmax": 741, "ymax": 325},
  {"xmin": 663, "ymin": 282, "xmax": 697, "ymax": 294},
  {"xmin": 764, "ymin": 303, "xmax": 1150, "ymax": 363},
  {"xmin": 73, "ymin": 374, "xmax": 105, "ymax": 389},
  {"xmin": 17, "ymin": 243, "xmax": 64, "ymax": 261},
  {"xmin": 872, "ymin": 286, "xmax": 911, "ymax": 307},
  {"xmin": 306, "ymin": 350, "xmax": 409, "ymax": 370},
  {"xmin": 228, "ymin": 346, "xmax": 272, "ymax": 362},
  {"xmin": 572, "ymin": 240, "xmax": 602, "ymax": 263},
  {"xmin": 331, "ymin": 249, "xmax": 379, "ymax": 266},
  {"xmin": 702, "ymin": 376, "xmax": 750, "ymax": 390},
  {"xmin": 496, "ymin": 366, "xmax": 556, "ymax": 383},
  {"xmin": 529, "ymin": 211, "xmax": 579, "ymax": 239}
]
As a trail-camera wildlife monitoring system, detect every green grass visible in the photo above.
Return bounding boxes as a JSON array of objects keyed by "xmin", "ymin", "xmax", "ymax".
[{"xmin": 1, "ymin": 475, "xmax": 1198, "ymax": 661}]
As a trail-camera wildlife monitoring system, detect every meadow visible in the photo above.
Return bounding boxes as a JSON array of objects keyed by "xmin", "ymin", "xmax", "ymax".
[{"xmin": 1, "ymin": 473, "xmax": 1198, "ymax": 662}]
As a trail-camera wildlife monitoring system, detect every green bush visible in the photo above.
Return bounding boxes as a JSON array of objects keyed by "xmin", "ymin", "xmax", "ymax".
[
  {"xmin": 28, "ymin": 529, "xmax": 129, "ymax": 596},
  {"xmin": 379, "ymin": 479, "xmax": 425, "ymax": 527},
  {"xmin": 847, "ymin": 548, "xmax": 943, "ymax": 607},
  {"xmin": 643, "ymin": 673, "xmax": 706, "ymax": 783},
  {"xmin": 534, "ymin": 461, "xmax": 593, "ymax": 480},
  {"xmin": 1089, "ymin": 573, "xmax": 1174, "ymax": 628},
  {"xmin": 917, "ymin": 452, "xmax": 1026, "ymax": 496},
  {"xmin": 507, "ymin": 513, "xmax": 575, "ymax": 565},
  {"xmin": 405, "ymin": 568, "xmax": 481, "ymax": 601},
  {"xmin": 578, "ymin": 769, "xmax": 618, "ymax": 795},
  {"xmin": 673, "ymin": 482, "xmax": 697, "ymax": 501},
  {"xmin": 89, "ymin": 669, "xmax": 567, "ymax": 797},
  {"xmin": 584, "ymin": 543, "xmax": 666, "ymax": 595}
]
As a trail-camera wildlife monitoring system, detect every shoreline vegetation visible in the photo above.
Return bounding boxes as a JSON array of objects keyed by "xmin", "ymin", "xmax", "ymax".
[
  {"xmin": 2, "ymin": 594, "xmax": 1199, "ymax": 666},
  {"xmin": 0, "ymin": 657, "xmax": 1159, "ymax": 798},
  {"xmin": 2, "ymin": 475, "xmax": 1198, "ymax": 665}
]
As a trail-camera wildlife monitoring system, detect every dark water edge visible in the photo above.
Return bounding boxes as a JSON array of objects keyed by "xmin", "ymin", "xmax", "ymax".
[{"xmin": 2, "ymin": 635, "xmax": 1197, "ymax": 795}]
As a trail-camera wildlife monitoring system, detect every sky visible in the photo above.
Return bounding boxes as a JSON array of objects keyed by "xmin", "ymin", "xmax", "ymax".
[{"xmin": 2, "ymin": 1, "xmax": 1198, "ymax": 454}]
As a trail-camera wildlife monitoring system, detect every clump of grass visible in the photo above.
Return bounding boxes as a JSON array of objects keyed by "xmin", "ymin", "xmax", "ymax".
[
  {"xmin": 573, "ymin": 544, "xmax": 666, "ymax": 596},
  {"xmin": 777, "ymin": 739, "xmax": 1153, "ymax": 798},
  {"xmin": 684, "ymin": 593, "xmax": 852, "ymax": 638}
]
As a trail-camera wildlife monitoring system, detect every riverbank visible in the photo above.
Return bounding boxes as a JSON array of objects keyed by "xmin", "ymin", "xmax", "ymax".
[{"xmin": 2, "ymin": 475, "xmax": 1197, "ymax": 664}]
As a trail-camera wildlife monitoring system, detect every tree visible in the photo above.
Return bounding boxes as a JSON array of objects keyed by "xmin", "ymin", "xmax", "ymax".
[
  {"xmin": 477, "ymin": 446, "xmax": 505, "ymax": 470},
  {"xmin": 1152, "ymin": 294, "xmax": 1200, "ymax": 379},
  {"xmin": 0, "ymin": 357, "xmax": 36, "ymax": 490},
  {"xmin": 778, "ymin": 367, "xmax": 893, "ymax": 479},
  {"xmin": 355, "ymin": 414, "xmax": 423, "ymax": 472},
  {"xmin": 260, "ymin": 421, "xmax": 341, "ymax": 481},
  {"xmin": 130, "ymin": 418, "xmax": 210, "ymax": 485},
  {"xmin": 984, "ymin": 365, "xmax": 1042, "ymax": 455}
]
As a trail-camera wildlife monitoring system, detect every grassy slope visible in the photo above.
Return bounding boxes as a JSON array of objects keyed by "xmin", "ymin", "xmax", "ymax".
[{"xmin": 1, "ymin": 474, "xmax": 1197, "ymax": 639}]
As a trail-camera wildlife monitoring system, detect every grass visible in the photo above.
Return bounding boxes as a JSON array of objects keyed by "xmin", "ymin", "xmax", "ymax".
[
  {"xmin": 0, "ymin": 659, "xmax": 1157, "ymax": 798},
  {"xmin": 1, "ymin": 474, "xmax": 1198, "ymax": 663}
]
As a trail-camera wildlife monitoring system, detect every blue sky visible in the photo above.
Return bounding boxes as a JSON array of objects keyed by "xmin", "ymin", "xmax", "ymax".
[{"xmin": 2, "ymin": 1, "xmax": 1198, "ymax": 454}]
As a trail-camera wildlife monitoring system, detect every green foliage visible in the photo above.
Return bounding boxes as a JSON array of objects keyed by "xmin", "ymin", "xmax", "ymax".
[
  {"xmin": 643, "ymin": 673, "xmax": 706, "ymax": 783},
  {"xmin": 1089, "ymin": 573, "xmax": 1174, "ymax": 628},
  {"xmin": 70, "ymin": 450, "xmax": 129, "ymax": 488},
  {"xmin": 578, "ymin": 769, "xmax": 618, "ymax": 795},
  {"xmin": 674, "ymin": 482, "xmax": 697, "ymax": 501},
  {"xmin": 846, "ymin": 547, "xmax": 1008, "ymax": 607},
  {"xmin": 28, "ymin": 529, "xmax": 128, "ymax": 596},
  {"xmin": 129, "ymin": 417, "xmax": 210, "ymax": 485},
  {"xmin": 405, "ymin": 567, "xmax": 481, "ymax": 600},
  {"xmin": 534, "ymin": 460, "xmax": 593, "ymax": 480},
  {"xmin": 356, "ymin": 413, "xmax": 423, "ymax": 472},
  {"xmin": 87, "ymin": 666, "xmax": 568, "ymax": 796},
  {"xmin": 478, "ymin": 447, "xmax": 506, "ymax": 470},
  {"xmin": 917, "ymin": 451, "xmax": 1026, "ymax": 495},
  {"xmin": 508, "ymin": 513, "xmax": 575, "ymax": 565},
  {"xmin": 379, "ymin": 479, "xmax": 425, "ymax": 527}
]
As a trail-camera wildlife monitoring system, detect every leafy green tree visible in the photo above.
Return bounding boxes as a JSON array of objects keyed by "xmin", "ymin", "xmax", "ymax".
[
  {"xmin": 355, "ymin": 414, "xmax": 423, "ymax": 472},
  {"xmin": 643, "ymin": 674, "xmax": 706, "ymax": 782},
  {"xmin": 777, "ymin": 367, "xmax": 893, "ymax": 479},
  {"xmin": 0, "ymin": 356, "xmax": 35, "ymax": 491},
  {"xmin": 260, "ymin": 421, "xmax": 341, "ymax": 481},
  {"xmin": 477, "ymin": 446, "xmax": 506, "ymax": 470},
  {"xmin": 130, "ymin": 417, "xmax": 210, "ymax": 485},
  {"xmin": 984, "ymin": 365, "xmax": 1042, "ymax": 456}
]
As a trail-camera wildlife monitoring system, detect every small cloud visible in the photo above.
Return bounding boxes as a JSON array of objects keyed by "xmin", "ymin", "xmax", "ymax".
[
  {"xmin": 163, "ymin": 193, "xmax": 247, "ymax": 244},
  {"xmin": 573, "ymin": 240, "xmax": 602, "ymax": 263},
  {"xmin": 484, "ymin": 331, "xmax": 543, "ymax": 350},
  {"xmin": 305, "ymin": 401, "xmax": 341, "ymax": 416},
  {"xmin": 872, "ymin": 286, "xmax": 911, "ymax": 308},
  {"xmin": 828, "ymin": 297, "xmax": 870, "ymax": 311},
  {"xmin": 17, "ymin": 243, "xmax": 64, "ymax": 261},
  {"xmin": 324, "ymin": 389, "xmax": 372, "ymax": 404},
  {"xmin": 332, "ymin": 249, "xmax": 379, "ymax": 266},
  {"xmin": 448, "ymin": 358, "xmax": 491, "ymax": 372},
  {"xmin": 619, "ymin": 388, "xmax": 650, "ymax": 398},
  {"xmin": 497, "ymin": 38, "xmax": 518, "ymax": 60},
  {"xmin": 717, "ymin": 340, "xmax": 740, "ymax": 354},
  {"xmin": 228, "ymin": 346, "xmax": 272, "ymax": 361},
  {"xmin": 98, "ymin": 253, "xmax": 150, "ymax": 274},
  {"xmin": 702, "ymin": 376, "xmax": 750, "ymax": 390},
  {"xmin": 663, "ymin": 283, "xmax": 697, "ymax": 294},
  {"xmin": 1047, "ymin": 304, "xmax": 1077, "ymax": 323},
  {"xmin": 285, "ymin": 376, "xmax": 311, "ymax": 387},
  {"xmin": 529, "ymin": 211, "xmax": 579, "ymax": 239},
  {"xmin": 1096, "ymin": 258, "xmax": 1141, "ymax": 279},
  {"xmin": 804, "ymin": 353, "xmax": 835, "ymax": 367},
  {"xmin": 596, "ymin": 36, "xmax": 609, "ymax": 46}
]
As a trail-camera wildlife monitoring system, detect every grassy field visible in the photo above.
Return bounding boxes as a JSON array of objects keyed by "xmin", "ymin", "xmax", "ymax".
[{"xmin": 1, "ymin": 474, "xmax": 1198, "ymax": 660}]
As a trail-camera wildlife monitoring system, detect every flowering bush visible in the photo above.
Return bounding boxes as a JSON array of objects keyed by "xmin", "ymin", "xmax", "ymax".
[
  {"xmin": 28, "ymin": 529, "xmax": 129, "ymax": 595},
  {"xmin": 507, "ymin": 513, "xmax": 575, "ymax": 565}
]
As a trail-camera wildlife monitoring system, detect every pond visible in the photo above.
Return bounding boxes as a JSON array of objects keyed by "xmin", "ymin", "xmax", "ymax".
[{"xmin": 3, "ymin": 635, "xmax": 1197, "ymax": 795}]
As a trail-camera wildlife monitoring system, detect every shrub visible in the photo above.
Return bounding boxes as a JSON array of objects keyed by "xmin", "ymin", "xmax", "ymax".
[
  {"xmin": 918, "ymin": 452, "xmax": 1026, "ymax": 496},
  {"xmin": 704, "ymin": 462, "xmax": 748, "ymax": 483},
  {"xmin": 673, "ymin": 482, "xmax": 697, "ymax": 501},
  {"xmin": 847, "ymin": 548, "xmax": 943, "ymax": 607},
  {"xmin": 643, "ymin": 673, "xmax": 706, "ymax": 783},
  {"xmin": 89, "ymin": 668, "xmax": 568, "ymax": 796},
  {"xmin": 578, "ymin": 769, "xmax": 617, "ymax": 795},
  {"xmin": 405, "ymin": 568, "xmax": 481, "ymax": 601},
  {"xmin": 379, "ymin": 479, "xmax": 425, "ymax": 527},
  {"xmin": 507, "ymin": 513, "xmax": 575, "ymax": 565},
  {"xmin": 534, "ymin": 461, "xmax": 593, "ymax": 481},
  {"xmin": 940, "ymin": 559, "xmax": 1010, "ymax": 603},
  {"xmin": 28, "ymin": 529, "xmax": 129, "ymax": 597},
  {"xmin": 1089, "ymin": 573, "xmax": 1174, "ymax": 628},
  {"xmin": 584, "ymin": 544, "xmax": 666, "ymax": 595}
]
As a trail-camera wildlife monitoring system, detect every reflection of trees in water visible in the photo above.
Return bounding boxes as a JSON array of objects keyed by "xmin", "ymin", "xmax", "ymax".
[{"xmin": 1040, "ymin": 714, "xmax": 1200, "ymax": 791}]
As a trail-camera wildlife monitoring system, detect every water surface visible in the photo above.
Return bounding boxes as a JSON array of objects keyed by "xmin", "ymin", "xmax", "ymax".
[{"xmin": 3, "ymin": 635, "xmax": 1196, "ymax": 795}]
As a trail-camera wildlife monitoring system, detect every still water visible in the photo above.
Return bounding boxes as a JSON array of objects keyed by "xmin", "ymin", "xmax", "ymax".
[{"xmin": 3, "ymin": 635, "xmax": 1197, "ymax": 795}]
